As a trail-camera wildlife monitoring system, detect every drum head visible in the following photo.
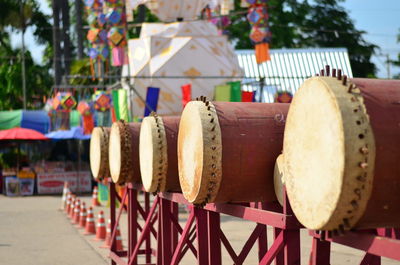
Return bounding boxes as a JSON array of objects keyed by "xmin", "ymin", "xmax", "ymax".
[
  {"xmin": 90, "ymin": 127, "xmax": 110, "ymax": 180},
  {"xmin": 273, "ymin": 154, "xmax": 285, "ymax": 206},
  {"xmin": 178, "ymin": 101, "xmax": 222, "ymax": 204},
  {"xmin": 139, "ymin": 116, "xmax": 168, "ymax": 192},
  {"xmin": 283, "ymin": 77, "xmax": 375, "ymax": 231}
]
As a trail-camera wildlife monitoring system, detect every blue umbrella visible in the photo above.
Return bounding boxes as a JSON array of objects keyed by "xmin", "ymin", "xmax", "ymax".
[{"xmin": 45, "ymin": 127, "xmax": 91, "ymax": 140}]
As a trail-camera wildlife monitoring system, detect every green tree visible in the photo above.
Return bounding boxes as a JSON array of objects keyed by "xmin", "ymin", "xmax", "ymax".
[
  {"xmin": 227, "ymin": 0, "xmax": 377, "ymax": 77},
  {"xmin": 0, "ymin": 0, "xmax": 53, "ymax": 110},
  {"xmin": 391, "ymin": 29, "xmax": 400, "ymax": 79},
  {"xmin": 0, "ymin": 32, "xmax": 52, "ymax": 110},
  {"xmin": 302, "ymin": 0, "xmax": 377, "ymax": 77}
]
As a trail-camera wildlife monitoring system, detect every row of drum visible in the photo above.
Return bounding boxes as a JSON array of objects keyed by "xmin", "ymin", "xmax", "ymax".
[{"xmin": 90, "ymin": 69, "xmax": 400, "ymax": 235}]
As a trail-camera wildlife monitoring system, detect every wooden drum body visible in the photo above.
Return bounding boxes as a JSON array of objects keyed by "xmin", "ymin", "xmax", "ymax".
[
  {"xmin": 139, "ymin": 115, "xmax": 180, "ymax": 193},
  {"xmin": 283, "ymin": 76, "xmax": 400, "ymax": 231},
  {"xmin": 90, "ymin": 127, "xmax": 111, "ymax": 181},
  {"xmin": 109, "ymin": 120, "xmax": 141, "ymax": 184},
  {"xmin": 178, "ymin": 100, "xmax": 289, "ymax": 205}
]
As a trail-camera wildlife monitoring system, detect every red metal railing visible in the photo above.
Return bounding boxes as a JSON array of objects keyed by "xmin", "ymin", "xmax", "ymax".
[{"xmin": 107, "ymin": 179, "xmax": 400, "ymax": 265}]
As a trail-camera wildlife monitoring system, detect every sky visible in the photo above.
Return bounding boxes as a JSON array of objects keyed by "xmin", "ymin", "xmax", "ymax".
[{"xmin": 10, "ymin": 0, "xmax": 400, "ymax": 78}]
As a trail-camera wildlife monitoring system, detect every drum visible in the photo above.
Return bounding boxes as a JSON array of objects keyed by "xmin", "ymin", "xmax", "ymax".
[
  {"xmin": 178, "ymin": 99, "xmax": 289, "ymax": 205},
  {"xmin": 90, "ymin": 127, "xmax": 111, "ymax": 181},
  {"xmin": 283, "ymin": 74, "xmax": 400, "ymax": 231},
  {"xmin": 108, "ymin": 120, "xmax": 141, "ymax": 184},
  {"xmin": 139, "ymin": 115, "xmax": 180, "ymax": 193},
  {"xmin": 273, "ymin": 154, "xmax": 285, "ymax": 206}
]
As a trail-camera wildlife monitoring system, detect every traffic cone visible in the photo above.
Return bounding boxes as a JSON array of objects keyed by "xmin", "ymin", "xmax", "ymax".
[
  {"xmin": 72, "ymin": 199, "xmax": 81, "ymax": 225},
  {"xmin": 78, "ymin": 202, "xmax": 87, "ymax": 228},
  {"xmin": 92, "ymin": 186, "xmax": 101, "ymax": 207},
  {"xmin": 65, "ymin": 192, "xmax": 72, "ymax": 214},
  {"xmin": 60, "ymin": 182, "xmax": 70, "ymax": 210},
  {"xmin": 84, "ymin": 206, "xmax": 96, "ymax": 235},
  {"xmin": 115, "ymin": 225, "xmax": 124, "ymax": 251},
  {"xmin": 94, "ymin": 210, "xmax": 106, "ymax": 241},
  {"xmin": 100, "ymin": 219, "xmax": 112, "ymax": 248},
  {"xmin": 69, "ymin": 195, "xmax": 76, "ymax": 219}
]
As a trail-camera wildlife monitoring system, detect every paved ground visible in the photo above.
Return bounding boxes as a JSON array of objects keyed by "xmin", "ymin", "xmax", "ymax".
[{"xmin": 0, "ymin": 195, "xmax": 398, "ymax": 265}]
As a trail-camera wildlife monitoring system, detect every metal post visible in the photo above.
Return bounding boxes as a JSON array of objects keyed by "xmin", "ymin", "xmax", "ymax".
[
  {"xmin": 128, "ymin": 187, "xmax": 137, "ymax": 265},
  {"xmin": 309, "ymin": 238, "xmax": 330, "ymax": 265},
  {"xmin": 110, "ymin": 182, "xmax": 116, "ymax": 265},
  {"xmin": 20, "ymin": 0, "xmax": 26, "ymax": 110},
  {"xmin": 145, "ymin": 193, "xmax": 151, "ymax": 263},
  {"xmin": 195, "ymin": 207, "xmax": 210, "ymax": 265},
  {"xmin": 207, "ymin": 211, "xmax": 222, "ymax": 265}
]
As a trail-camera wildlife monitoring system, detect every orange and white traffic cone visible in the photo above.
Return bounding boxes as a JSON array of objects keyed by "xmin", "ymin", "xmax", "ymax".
[
  {"xmin": 100, "ymin": 219, "xmax": 112, "ymax": 248},
  {"xmin": 65, "ymin": 192, "xmax": 72, "ymax": 214},
  {"xmin": 72, "ymin": 199, "xmax": 81, "ymax": 225},
  {"xmin": 84, "ymin": 206, "xmax": 96, "ymax": 235},
  {"xmin": 78, "ymin": 202, "xmax": 87, "ymax": 228},
  {"xmin": 115, "ymin": 225, "xmax": 124, "ymax": 251},
  {"xmin": 94, "ymin": 210, "xmax": 106, "ymax": 241},
  {"xmin": 92, "ymin": 186, "xmax": 101, "ymax": 207},
  {"xmin": 68, "ymin": 195, "xmax": 76, "ymax": 219},
  {"xmin": 60, "ymin": 182, "xmax": 70, "ymax": 210}
]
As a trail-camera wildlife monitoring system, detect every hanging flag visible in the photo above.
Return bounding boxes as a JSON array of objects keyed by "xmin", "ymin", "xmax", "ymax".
[
  {"xmin": 181, "ymin": 84, "xmax": 192, "ymax": 108},
  {"xmin": 242, "ymin": 91, "xmax": 254, "ymax": 102},
  {"xmin": 144, "ymin": 87, "xmax": 160, "ymax": 117},
  {"xmin": 112, "ymin": 90, "xmax": 120, "ymax": 120},
  {"xmin": 229, "ymin": 81, "xmax": 242, "ymax": 102},
  {"xmin": 214, "ymin": 84, "xmax": 231, "ymax": 102},
  {"xmin": 118, "ymin": 89, "xmax": 129, "ymax": 121}
]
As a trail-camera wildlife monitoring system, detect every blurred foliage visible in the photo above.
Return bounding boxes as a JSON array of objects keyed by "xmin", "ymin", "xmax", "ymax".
[
  {"xmin": 0, "ymin": 0, "xmax": 53, "ymax": 110},
  {"xmin": 0, "ymin": 32, "xmax": 52, "ymax": 110}
]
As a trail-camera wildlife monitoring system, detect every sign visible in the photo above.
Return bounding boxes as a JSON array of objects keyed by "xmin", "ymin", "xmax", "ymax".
[
  {"xmin": 20, "ymin": 178, "xmax": 34, "ymax": 196},
  {"xmin": 37, "ymin": 171, "xmax": 92, "ymax": 194},
  {"xmin": 5, "ymin": 177, "xmax": 20, "ymax": 196}
]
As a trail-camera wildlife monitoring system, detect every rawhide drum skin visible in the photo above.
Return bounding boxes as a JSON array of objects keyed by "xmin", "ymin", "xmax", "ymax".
[
  {"xmin": 139, "ymin": 115, "xmax": 180, "ymax": 193},
  {"xmin": 109, "ymin": 120, "xmax": 141, "ymax": 184},
  {"xmin": 273, "ymin": 154, "xmax": 285, "ymax": 207},
  {"xmin": 90, "ymin": 127, "xmax": 111, "ymax": 181},
  {"xmin": 283, "ymin": 74, "xmax": 400, "ymax": 232},
  {"xmin": 178, "ymin": 99, "xmax": 289, "ymax": 205}
]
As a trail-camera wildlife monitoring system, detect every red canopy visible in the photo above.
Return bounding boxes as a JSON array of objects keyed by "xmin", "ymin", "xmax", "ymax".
[{"xmin": 0, "ymin": 128, "xmax": 48, "ymax": 140}]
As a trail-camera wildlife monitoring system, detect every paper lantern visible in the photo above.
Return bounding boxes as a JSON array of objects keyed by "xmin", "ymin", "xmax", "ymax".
[
  {"xmin": 93, "ymin": 91, "xmax": 112, "ymax": 111},
  {"xmin": 246, "ymin": 0, "xmax": 271, "ymax": 64},
  {"xmin": 77, "ymin": 101, "xmax": 92, "ymax": 116},
  {"xmin": 52, "ymin": 92, "xmax": 77, "ymax": 111},
  {"xmin": 274, "ymin": 91, "xmax": 293, "ymax": 103}
]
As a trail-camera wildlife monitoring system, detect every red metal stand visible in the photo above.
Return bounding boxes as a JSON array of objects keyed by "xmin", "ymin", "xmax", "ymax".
[
  {"xmin": 108, "ymin": 180, "xmax": 302, "ymax": 265},
  {"xmin": 308, "ymin": 228, "xmax": 400, "ymax": 265}
]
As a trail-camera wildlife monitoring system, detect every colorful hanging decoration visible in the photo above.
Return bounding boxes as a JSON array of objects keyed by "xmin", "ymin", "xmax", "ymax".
[
  {"xmin": 85, "ymin": 0, "xmax": 109, "ymax": 78},
  {"xmin": 242, "ymin": 91, "xmax": 254, "ymax": 102},
  {"xmin": 51, "ymin": 92, "xmax": 77, "ymax": 131},
  {"xmin": 246, "ymin": 0, "xmax": 271, "ymax": 64},
  {"xmin": 52, "ymin": 92, "xmax": 77, "ymax": 111},
  {"xmin": 93, "ymin": 90, "xmax": 112, "ymax": 112},
  {"xmin": 205, "ymin": 4, "xmax": 232, "ymax": 36},
  {"xmin": 181, "ymin": 84, "xmax": 191, "ymax": 108},
  {"xmin": 78, "ymin": 101, "xmax": 95, "ymax": 134},
  {"xmin": 274, "ymin": 91, "xmax": 293, "ymax": 103},
  {"xmin": 105, "ymin": 0, "xmax": 127, "ymax": 66},
  {"xmin": 144, "ymin": 87, "xmax": 160, "ymax": 117}
]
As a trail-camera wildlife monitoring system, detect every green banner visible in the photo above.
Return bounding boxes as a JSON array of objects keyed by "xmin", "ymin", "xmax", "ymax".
[
  {"xmin": 0, "ymin": 110, "xmax": 22, "ymax": 130},
  {"xmin": 214, "ymin": 85, "xmax": 231, "ymax": 102},
  {"xmin": 229, "ymin": 81, "xmax": 242, "ymax": 102}
]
